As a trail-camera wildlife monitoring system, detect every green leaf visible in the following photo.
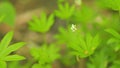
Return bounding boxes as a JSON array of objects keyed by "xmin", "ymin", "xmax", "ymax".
[
  {"xmin": 0, "ymin": 15, "xmax": 5, "ymax": 23},
  {"xmin": 46, "ymin": 14, "xmax": 54, "ymax": 30},
  {"xmin": 86, "ymin": 33, "xmax": 93, "ymax": 49},
  {"xmin": 56, "ymin": 27, "xmax": 100, "ymax": 58},
  {"xmin": 98, "ymin": 0, "xmax": 120, "ymax": 11},
  {"xmin": 28, "ymin": 12, "xmax": 54, "ymax": 33},
  {"xmin": 0, "ymin": 31, "xmax": 25, "ymax": 67},
  {"xmin": 30, "ymin": 48, "xmax": 40, "ymax": 60},
  {"xmin": 4, "ymin": 55, "xmax": 25, "ymax": 61},
  {"xmin": 73, "ymin": 5, "xmax": 96, "ymax": 23},
  {"xmin": 0, "ymin": 42, "xmax": 25, "ymax": 57},
  {"xmin": 107, "ymin": 38, "xmax": 118, "ymax": 44},
  {"xmin": 79, "ymin": 37, "xmax": 87, "ymax": 50},
  {"xmin": 32, "ymin": 64, "xmax": 40, "ymax": 68},
  {"xmin": 0, "ymin": 61, "xmax": 6, "ymax": 68},
  {"xmin": 55, "ymin": 2, "xmax": 75, "ymax": 20},
  {"xmin": 0, "ymin": 2, "xmax": 16, "ymax": 26},
  {"xmin": 92, "ymin": 34, "xmax": 100, "ymax": 49},
  {"xmin": 0, "ymin": 31, "xmax": 13, "ymax": 53},
  {"xmin": 87, "ymin": 50, "xmax": 108, "ymax": 68},
  {"xmin": 30, "ymin": 44, "xmax": 60, "ymax": 65},
  {"xmin": 105, "ymin": 29, "xmax": 120, "ymax": 40}
]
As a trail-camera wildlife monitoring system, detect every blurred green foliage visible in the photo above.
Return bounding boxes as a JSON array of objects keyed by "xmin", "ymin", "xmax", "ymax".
[
  {"xmin": 106, "ymin": 29, "xmax": 120, "ymax": 51},
  {"xmin": 0, "ymin": 15, "xmax": 5, "ymax": 23},
  {"xmin": 55, "ymin": 27, "xmax": 100, "ymax": 58},
  {"xmin": 55, "ymin": 2, "xmax": 75, "ymax": 20},
  {"xmin": 28, "ymin": 12, "xmax": 54, "ymax": 33},
  {"xmin": 0, "ymin": 0, "xmax": 120, "ymax": 68},
  {"xmin": 8, "ymin": 61, "xmax": 32, "ymax": 68},
  {"xmin": 73, "ymin": 5, "xmax": 96, "ymax": 23},
  {"xmin": 97, "ymin": 0, "xmax": 120, "ymax": 11},
  {"xmin": 30, "ymin": 44, "xmax": 60, "ymax": 68},
  {"xmin": 0, "ymin": 2, "xmax": 16, "ymax": 26}
]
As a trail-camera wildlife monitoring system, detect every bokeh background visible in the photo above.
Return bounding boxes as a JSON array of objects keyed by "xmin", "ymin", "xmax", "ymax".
[{"xmin": 0, "ymin": 0, "xmax": 120, "ymax": 68}]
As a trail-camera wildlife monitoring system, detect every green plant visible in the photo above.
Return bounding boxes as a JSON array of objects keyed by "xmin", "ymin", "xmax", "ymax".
[
  {"xmin": 87, "ymin": 42, "xmax": 117, "ymax": 68},
  {"xmin": 105, "ymin": 29, "xmax": 120, "ymax": 51},
  {"xmin": 72, "ymin": 5, "xmax": 96, "ymax": 23},
  {"xmin": 87, "ymin": 49, "xmax": 109, "ymax": 68},
  {"xmin": 55, "ymin": 27, "xmax": 100, "ymax": 58},
  {"xmin": 30, "ymin": 44, "xmax": 60, "ymax": 68},
  {"xmin": 0, "ymin": 31, "xmax": 26, "ymax": 68},
  {"xmin": 97, "ymin": 0, "xmax": 120, "ymax": 11},
  {"xmin": 55, "ymin": 2, "xmax": 75, "ymax": 20},
  {"xmin": 0, "ymin": 15, "xmax": 5, "ymax": 23},
  {"xmin": 86, "ymin": 28, "xmax": 120, "ymax": 68},
  {"xmin": 0, "ymin": 0, "xmax": 120, "ymax": 68},
  {"xmin": 0, "ymin": 2, "xmax": 16, "ymax": 26},
  {"xmin": 28, "ymin": 12, "xmax": 54, "ymax": 33}
]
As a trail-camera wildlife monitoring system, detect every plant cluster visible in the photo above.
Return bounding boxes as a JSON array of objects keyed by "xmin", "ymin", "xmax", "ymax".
[
  {"xmin": 0, "ymin": 31, "xmax": 25, "ymax": 68},
  {"xmin": 0, "ymin": 0, "xmax": 120, "ymax": 68},
  {"xmin": 30, "ymin": 44, "xmax": 60, "ymax": 68}
]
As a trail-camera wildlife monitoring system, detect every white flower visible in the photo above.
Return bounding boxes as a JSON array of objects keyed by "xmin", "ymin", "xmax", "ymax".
[{"xmin": 71, "ymin": 24, "xmax": 77, "ymax": 32}]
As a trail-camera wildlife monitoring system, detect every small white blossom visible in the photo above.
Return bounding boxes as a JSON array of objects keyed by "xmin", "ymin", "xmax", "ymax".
[{"xmin": 71, "ymin": 24, "xmax": 77, "ymax": 32}]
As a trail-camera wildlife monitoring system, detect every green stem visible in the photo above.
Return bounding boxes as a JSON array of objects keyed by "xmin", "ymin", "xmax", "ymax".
[{"xmin": 77, "ymin": 58, "xmax": 86, "ymax": 68}]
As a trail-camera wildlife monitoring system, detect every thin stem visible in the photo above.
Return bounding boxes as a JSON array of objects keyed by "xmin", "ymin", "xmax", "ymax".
[{"xmin": 77, "ymin": 58, "xmax": 86, "ymax": 68}]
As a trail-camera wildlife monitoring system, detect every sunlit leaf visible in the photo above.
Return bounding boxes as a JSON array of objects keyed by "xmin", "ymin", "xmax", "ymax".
[
  {"xmin": 0, "ymin": 31, "xmax": 13, "ymax": 53},
  {"xmin": 4, "ymin": 55, "xmax": 25, "ymax": 61}
]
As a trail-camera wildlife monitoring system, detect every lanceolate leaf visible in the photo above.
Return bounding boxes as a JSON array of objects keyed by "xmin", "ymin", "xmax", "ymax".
[
  {"xmin": 47, "ymin": 14, "xmax": 54, "ymax": 30},
  {"xmin": 0, "ymin": 31, "xmax": 13, "ymax": 53},
  {"xmin": 0, "ymin": 31, "xmax": 26, "ymax": 68},
  {"xmin": 86, "ymin": 33, "xmax": 92, "ymax": 49},
  {"xmin": 0, "ymin": 42, "xmax": 26, "ymax": 57},
  {"xmin": 92, "ymin": 34, "xmax": 100, "ymax": 49},
  {"xmin": 107, "ymin": 38, "xmax": 118, "ymax": 44},
  {"xmin": 0, "ymin": 15, "xmax": 5, "ymax": 23},
  {"xmin": 105, "ymin": 29, "xmax": 120, "ymax": 40},
  {"xmin": 79, "ymin": 37, "xmax": 87, "ymax": 50},
  {"xmin": 3, "ymin": 55, "xmax": 25, "ymax": 61}
]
